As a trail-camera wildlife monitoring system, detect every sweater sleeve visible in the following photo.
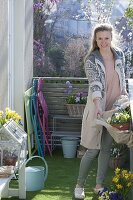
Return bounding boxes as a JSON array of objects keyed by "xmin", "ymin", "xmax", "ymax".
[{"xmin": 84, "ymin": 55, "xmax": 103, "ymax": 101}]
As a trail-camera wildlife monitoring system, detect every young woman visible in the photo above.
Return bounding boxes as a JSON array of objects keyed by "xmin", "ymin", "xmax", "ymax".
[{"xmin": 74, "ymin": 23, "xmax": 128, "ymax": 199}]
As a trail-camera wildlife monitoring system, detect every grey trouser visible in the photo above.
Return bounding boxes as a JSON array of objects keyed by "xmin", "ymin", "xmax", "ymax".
[{"xmin": 77, "ymin": 128, "xmax": 113, "ymax": 187}]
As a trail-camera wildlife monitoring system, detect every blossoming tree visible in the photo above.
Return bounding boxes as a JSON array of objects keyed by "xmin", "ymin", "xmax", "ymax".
[{"xmin": 33, "ymin": 0, "xmax": 60, "ymax": 76}]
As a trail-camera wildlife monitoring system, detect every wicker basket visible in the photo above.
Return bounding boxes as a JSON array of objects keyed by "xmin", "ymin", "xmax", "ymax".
[{"xmin": 66, "ymin": 104, "xmax": 85, "ymax": 118}]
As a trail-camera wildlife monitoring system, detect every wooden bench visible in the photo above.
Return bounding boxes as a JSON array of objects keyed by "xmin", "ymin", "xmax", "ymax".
[{"xmin": 33, "ymin": 77, "xmax": 88, "ymax": 149}]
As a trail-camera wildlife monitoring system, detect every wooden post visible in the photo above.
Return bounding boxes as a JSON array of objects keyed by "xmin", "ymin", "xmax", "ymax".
[{"xmin": 127, "ymin": 79, "xmax": 133, "ymax": 199}]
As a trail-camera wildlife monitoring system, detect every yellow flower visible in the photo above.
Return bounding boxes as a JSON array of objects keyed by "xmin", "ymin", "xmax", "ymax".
[
  {"xmin": 5, "ymin": 107, "xmax": 10, "ymax": 112},
  {"xmin": 98, "ymin": 191, "xmax": 110, "ymax": 200},
  {"xmin": 0, "ymin": 111, "xmax": 4, "ymax": 116},
  {"xmin": 112, "ymin": 176, "xmax": 119, "ymax": 183},
  {"xmin": 122, "ymin": 169, "xmax": 128, "ymax": 176},
  {"xmin": 108, "ymin": 168, "xmax": 133, "ymax": 199},
  {"xmin": 127, "ymin": 182, "xmax": 132, "ymax": 187},
  {"xmin": 0, "ymin": 107, "xmax": 22, "ymax": 127},
  {"xmin": 124, "ymin": 174, "xmax": 130, "ymax": 179},
  {"xmin": 115, "ymin": 168, "xmax": 121, "ymax": 174},
  {"xmin": 98, "ymin": 197, "xmax": 102, "ymax": 200},
  {"xmin": 116, "ymin": 184, "xmax": 123, "ymax": 189}
]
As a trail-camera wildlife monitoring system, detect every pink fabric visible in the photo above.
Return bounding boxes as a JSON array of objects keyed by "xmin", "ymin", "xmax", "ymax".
[{"xmin": 105, "ymin": 66, "xmax": 121, "ymax": 111}]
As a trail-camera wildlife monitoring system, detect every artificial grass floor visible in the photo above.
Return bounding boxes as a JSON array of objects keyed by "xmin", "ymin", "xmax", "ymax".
[{"xmin": 3, "ymin": 148, "xmax": 116, "ymax": 200}]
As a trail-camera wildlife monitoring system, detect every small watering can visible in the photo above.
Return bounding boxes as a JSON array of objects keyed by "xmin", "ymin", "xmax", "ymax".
[{"xmin": 25, "ymin": 156, "xmax": 48, "ymax": 191}]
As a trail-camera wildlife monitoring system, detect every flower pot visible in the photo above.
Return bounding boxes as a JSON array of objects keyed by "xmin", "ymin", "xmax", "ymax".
[{"xmin": 111, "ymin": 123, "xmax": 130, "ymax": 131}]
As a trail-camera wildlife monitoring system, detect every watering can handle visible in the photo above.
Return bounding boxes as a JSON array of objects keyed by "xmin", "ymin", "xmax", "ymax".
[{"xmin": 25, "ymin": 156, "xmax": 48, "ymax": 182}]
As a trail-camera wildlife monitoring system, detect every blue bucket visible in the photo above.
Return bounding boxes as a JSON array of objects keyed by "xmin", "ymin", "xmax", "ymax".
[
  {"xmin": 61, "ymin": 137, "xmax": 79, "ymax": 158},
  {"xmin": 25, "ymin": 156, "xmax": 48, "ymax": 191}
]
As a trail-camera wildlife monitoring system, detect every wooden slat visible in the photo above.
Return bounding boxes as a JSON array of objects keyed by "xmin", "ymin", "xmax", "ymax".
[
  {"xmin": 43, "ymin": 83, "xmax": 88, "ymax": 88},
  {"xmin": 34, "ymin": 76, "xmax": 88, "ymax": 82}
]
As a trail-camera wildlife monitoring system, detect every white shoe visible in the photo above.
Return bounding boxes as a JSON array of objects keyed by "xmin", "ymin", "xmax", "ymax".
[{"xmin": 74, "ymin": 187, "xmax": 85, "ymax": 199}]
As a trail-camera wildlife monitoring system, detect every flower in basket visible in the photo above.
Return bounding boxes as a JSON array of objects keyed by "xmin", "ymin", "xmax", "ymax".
[
  {"xmin": 66, "ymin": 92, "xmax": 87, "ymax": 104},
  {"xmin": 64, "ymin": 81, "xmax": 87, "ymax": 117},
  {"xmin": 107, "ymin": 106, "xmax": 131, "ymax": 130},
  {"xmin": 98, "ymin": 168, "xmax": 133, "ymax": 200},
  {"xmin": 65, "ymin": 81, "xmax": 87, "ymax": 104},
  {"xmin": 0, "ymin": 107, "xmax": 22, "ymax": 128}
]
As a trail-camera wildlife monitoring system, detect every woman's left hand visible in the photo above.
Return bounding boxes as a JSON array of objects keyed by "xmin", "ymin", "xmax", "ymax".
[{"xmin": 93, "ymin": 98, "xmax": 103, "ymax": 118}]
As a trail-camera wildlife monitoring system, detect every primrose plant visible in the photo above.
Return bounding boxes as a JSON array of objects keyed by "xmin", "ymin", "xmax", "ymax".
[{"xmin": 65, "ymin": 81, "xmax": 87, "ymax": 104}]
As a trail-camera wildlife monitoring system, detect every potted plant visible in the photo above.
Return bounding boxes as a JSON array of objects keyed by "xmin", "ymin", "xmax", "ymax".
[
  {"xmin": 98, "ymin": 168, "xmax": 133, "ymax": 200},
  {"xmin": 66, "ymin": 92, "xmax": 87, "ymax": 118},
  {"xmin": 0, "ymin": 107, "xmax": 22, "ymax": 128},
  {"xmin": 109, "ymin": 142, "xmax": 128, "ymax": 169},
  {"xmin": 107, "ymin": 106, "xmax": 131, "ymax": 131},
  {"xmin": 66, "ymin": 92, "xmax": 87, "ymax": 104},
  {"xmin": 65, "ymin": 81, "xmax": 87, "ymax": 118},
  {"xmin": 0, "ymin": 107, "xmax": 22, "ymax": 166}
]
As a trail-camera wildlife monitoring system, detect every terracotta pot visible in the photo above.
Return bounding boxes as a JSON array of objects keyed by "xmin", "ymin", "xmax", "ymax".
[{"xmin": 112, "ymin": 123, "xmax": 130, "ymax": 131}]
